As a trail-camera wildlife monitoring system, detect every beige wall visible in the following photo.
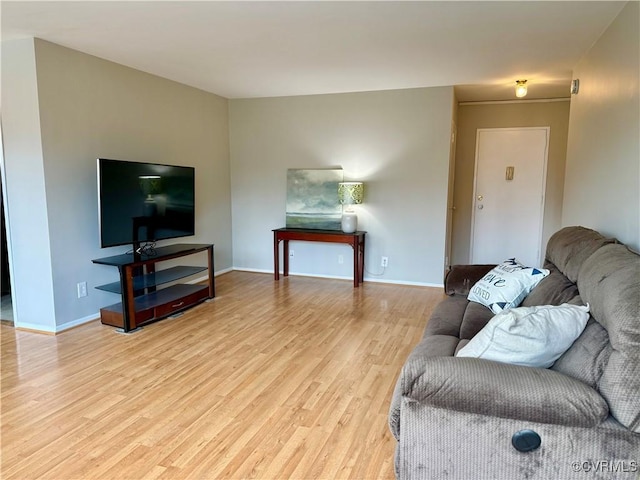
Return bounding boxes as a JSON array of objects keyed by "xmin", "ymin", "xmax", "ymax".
[
  {"xmin": 451, "ymin": 101, "xmax": 571, "ymax": 264},
  {"xmin": 2, "ymin": 39, "xmax": 232, "ymax": 331},
  {"xmin": 229, "ymin": 87, "xmax": 454, "ymax": 285},
  {"xmin": 1, "ymin": 38, "xmax": 57, "ymax": 331},
  {"xmin": 563, "ymin": 1, "xmax": 639, "ymax": 250}
]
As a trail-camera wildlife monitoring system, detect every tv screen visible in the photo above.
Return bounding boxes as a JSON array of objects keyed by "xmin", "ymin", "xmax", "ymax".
[{"xmin": 97, "ymin": 158, "xmax": 195, "ymax": 248}]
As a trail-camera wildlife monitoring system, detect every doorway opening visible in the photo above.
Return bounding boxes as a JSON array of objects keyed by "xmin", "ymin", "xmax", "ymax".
[{"xmin": 1, "ymin": 169, "xmax": 13, "ymax": 325}]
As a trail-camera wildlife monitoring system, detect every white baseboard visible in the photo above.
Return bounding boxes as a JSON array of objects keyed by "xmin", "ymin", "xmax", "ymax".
[
  {"xmin": 232, "ymin": 267, "xmax": 443, "ymax": 288},
  {"xmin": 365, "ymin": 277, "xmax": 443, "ymax": 288},
  {"xmin": 186, "ymin": 267, "xmax": 233, "ymax": 285},
  {"xmin": 15, "ymin": 312, "xmax": 100, "ymax": 334}
]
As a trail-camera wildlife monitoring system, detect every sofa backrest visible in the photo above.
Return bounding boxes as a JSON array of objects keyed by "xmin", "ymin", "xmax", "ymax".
[
  {"xmin": 545, "ymin": 226, "xmax": 640, "ymax": 433},
  {"xmin": 545, "ymin": 226, "xmax": 616, "ymax": 282},
  {"xmin": 577, "ymin": 243, "xmax": 640, "ymax": 433}
]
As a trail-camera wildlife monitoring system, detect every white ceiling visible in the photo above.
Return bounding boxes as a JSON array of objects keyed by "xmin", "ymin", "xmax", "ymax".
[{"xmin": 1, "ymin": 1, "xmax": 626, "ymax": 101}]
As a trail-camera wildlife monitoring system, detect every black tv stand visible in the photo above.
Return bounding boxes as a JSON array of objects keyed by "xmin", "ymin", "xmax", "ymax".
[{"xmin": 92, "ymin": 243, "xmax": 214, "ymax": 332}]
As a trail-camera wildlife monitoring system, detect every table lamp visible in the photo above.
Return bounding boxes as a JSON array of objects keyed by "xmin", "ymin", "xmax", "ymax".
[{"xmin": 338, "ymin": 182, "xmax": 364, "ymax": 233}]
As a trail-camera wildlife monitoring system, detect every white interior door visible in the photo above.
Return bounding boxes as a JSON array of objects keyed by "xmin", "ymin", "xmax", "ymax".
[{"xmin": 470, "ymin": 127, "xmax": 549, "ymax": 267}]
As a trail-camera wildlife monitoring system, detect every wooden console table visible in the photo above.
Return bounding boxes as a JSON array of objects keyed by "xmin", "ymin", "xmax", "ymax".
[{"xmin": 273, "ymin": 228, "xmax": 366, "ymax": 287}]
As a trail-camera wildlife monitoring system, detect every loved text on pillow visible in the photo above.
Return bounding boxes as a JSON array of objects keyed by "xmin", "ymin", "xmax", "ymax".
[{"xmin": 467, "ymin": 258, "xmax": 549, "ymax": 313}]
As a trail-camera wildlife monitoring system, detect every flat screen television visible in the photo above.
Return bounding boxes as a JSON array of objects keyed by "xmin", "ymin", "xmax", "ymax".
[{"xmin": 97, "ymin": 158, "xmax": 195, "ymax": 250}]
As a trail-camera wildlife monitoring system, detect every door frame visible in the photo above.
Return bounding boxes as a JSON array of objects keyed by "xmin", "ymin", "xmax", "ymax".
[
  {"xmin": 444, "ymin": 121, "xmax": 457, "ymax": 271},
  {"xmin": 0, "ymin": 120, "xmax": 17, "ymax": 325},
  {"xmin": 469, "ymin": 126, "xmax": 550, "ymax": 266}
]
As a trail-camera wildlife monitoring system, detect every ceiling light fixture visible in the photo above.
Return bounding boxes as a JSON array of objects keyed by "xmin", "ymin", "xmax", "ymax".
[{"xmin": 515, "ymin": 80, "xmax": 528, "ymax": 98}]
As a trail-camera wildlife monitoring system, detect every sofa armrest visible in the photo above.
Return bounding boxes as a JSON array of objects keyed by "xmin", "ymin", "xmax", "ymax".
[
  {"xmin": 402, "ymin": 356, "xmax": 609, "ymax": 428},
  {"xmin": 444, "ymin": 264, "xmax": 495, "ymax": 296}
]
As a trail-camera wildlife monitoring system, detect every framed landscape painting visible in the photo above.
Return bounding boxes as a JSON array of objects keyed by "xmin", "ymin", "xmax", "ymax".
[{"xmin": 286, "ymin": 168, "xmax": 343, "ymax": 230}]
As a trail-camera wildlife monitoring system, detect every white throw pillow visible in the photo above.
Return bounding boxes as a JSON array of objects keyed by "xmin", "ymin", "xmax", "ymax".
[
  {"xmin": 456, "ymin": 303, "xmax": 590, "ymax": 368},
  {"xmin": 467, "ymin": 258, "xmax": 549, "ymax": 313}
]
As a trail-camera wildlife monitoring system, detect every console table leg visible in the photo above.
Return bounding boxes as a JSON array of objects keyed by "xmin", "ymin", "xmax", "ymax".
[
  {"xmin": 273, "ymin": 232, "xmax": 280, "ymax": 280},
  {"xmin": 208, "ymin": 246, "xmax": 215, "ymax": 298},
  {"xmin": 359, "ymin": 236, "xmax": 365, "ymax": 283},
  {"xmin": 352, "ymin": 240, "xmax": 359, "ymax": 287},
  {"xmin": 283, "ymin": 240, "xmax": 290, "ymax": 276}
]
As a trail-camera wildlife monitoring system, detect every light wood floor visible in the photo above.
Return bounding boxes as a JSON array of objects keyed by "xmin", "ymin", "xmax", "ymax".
[{"xmin": 1, "ymin": 271, "xmax": 444, "ymax": 480}]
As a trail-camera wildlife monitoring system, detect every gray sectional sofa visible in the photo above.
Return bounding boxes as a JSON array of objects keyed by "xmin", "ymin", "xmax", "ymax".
[{"xmin": 389, "ymin": 226, "xmax": 640, "ymax": 479}]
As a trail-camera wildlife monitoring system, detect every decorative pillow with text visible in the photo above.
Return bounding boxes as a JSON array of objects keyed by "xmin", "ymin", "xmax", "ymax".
[{"xmin": 467, "ymin": 258, "xmax": 549, "ymax": 313}]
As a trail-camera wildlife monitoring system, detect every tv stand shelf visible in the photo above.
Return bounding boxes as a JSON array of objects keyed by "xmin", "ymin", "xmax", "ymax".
[
  {"xmin": 95, "ymin": 266, "xmax": 208, "ymax": 294},
  {"xmin": 93, "ymin": 244, "xmax": 214, "ymax": 332}
]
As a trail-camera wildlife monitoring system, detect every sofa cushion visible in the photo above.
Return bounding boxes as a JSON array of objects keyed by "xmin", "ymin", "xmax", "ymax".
[
  {"xmin": 577, "ymin": 243, "xmax": 640, "ymax": 433},
  {"xmin": 424, "ymin": 295, "xmax": 494, "ymax": 341},
  {"xmin": 459, "ymin": 301, "xmax": 495, "ymax": 339},
  {"xmin": 545, "ymin": 226, "xmax": 616, "ymax": 283},
  {"xmin": 454, "ymin": 338, "xmax": 470, "ymax": 355},
  {"xmin": 409, "ymin": 335, "xmax": 463, "ymax": 359},
  {"xmin": 468, "ymin": 258, "xmax": 549, "ymax": 314},
  {"xmin": 456, "ymin": 304, "xmax": 590, "ymax": 368},
  {"xmin": 424, "ymin": 295, "xmax": 470, "ymax": 338},
  {"xmin": 521, "ymin": 263, "xmax": 581, "ymax": 307},
  {"xmin": 551, "ymin": 318, "xmax": 612, "ymax": 390}
]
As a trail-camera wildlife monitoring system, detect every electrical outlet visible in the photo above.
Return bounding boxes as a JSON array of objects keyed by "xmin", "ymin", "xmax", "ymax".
[
  {"xmin": 338, "ymin": 255, "xmax": 344, "ymax": 264},
  {"xmin": 77, "ymin": 281, "xmax": 87, "ymax": 298},
  {"xmin": 381, "ymin": 256, "xmax": 389, "ymax": 268}
]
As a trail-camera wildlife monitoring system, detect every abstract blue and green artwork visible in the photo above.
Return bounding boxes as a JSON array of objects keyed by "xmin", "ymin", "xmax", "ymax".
[{"xmin": 286, "ymin": 168, "xmax": 343, "ymax": 230}]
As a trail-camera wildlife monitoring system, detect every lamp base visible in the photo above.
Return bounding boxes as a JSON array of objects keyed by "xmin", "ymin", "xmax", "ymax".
[{"xmin": 341, "ymin": 212, "xmax": 358, "ymax": 233}]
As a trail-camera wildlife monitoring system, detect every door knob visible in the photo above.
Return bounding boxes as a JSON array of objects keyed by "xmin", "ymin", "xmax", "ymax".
[
  {"xmin": 478, "ymin": 204, "xmax": 484, "ymax": 210},
  {"xmin": 477, "ymin": 195, "xmax": 483, "ymax": 201}
]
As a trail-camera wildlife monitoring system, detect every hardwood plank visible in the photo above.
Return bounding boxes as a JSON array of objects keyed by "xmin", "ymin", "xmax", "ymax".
[{"xmin": 1, "ymin": 271, "xmax": 444, "ymax": 479}]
